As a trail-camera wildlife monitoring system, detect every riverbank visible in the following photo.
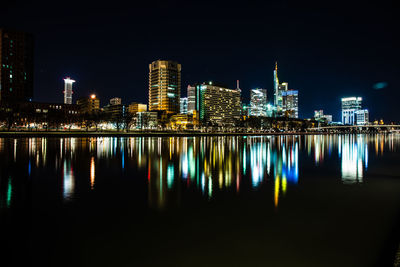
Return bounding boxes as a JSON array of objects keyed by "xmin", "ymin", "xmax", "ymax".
[{"xmin": 0, "ymin": 130, "xmax": 320, "ymax": 138}]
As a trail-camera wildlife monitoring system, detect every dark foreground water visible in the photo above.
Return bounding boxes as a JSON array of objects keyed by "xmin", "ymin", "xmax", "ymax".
[{"xmin": 1, "ymin": 134, "xmax": 400, "ymax": 266}]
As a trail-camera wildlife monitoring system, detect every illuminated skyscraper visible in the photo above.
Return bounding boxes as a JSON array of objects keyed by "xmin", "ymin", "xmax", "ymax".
[
  {"xmin": 63, "ymin": 77, "xmax": 75, "ymax": 104},
  {"xmin": 180, "ymin": 97, "xmax": 188, "ymax": 114},
  {"xmin": 0, "ymin": 28, "xmax": 34, "ymax": 103},
  {"xmin": 250, "ymin": 88, "xmax": 267, "ymax": 116},
  {"xmin": 148, "ymin": 60, "xmax": 181, "ymax": 114},
  {"xmin": 197, "ymin": 82, "xmax": 241, "ymax": 125},
  {"xmin": 341, "ymin": 97, "xmax": 362, "ymax": 125},
  {"xmin": 273, "ymin": 62, "xmax": 290, "ymax": 116},
  {"xmin": 273, "ymin": 62, "xmax": 279, "ymax": 108},
  {"xmin": 187, "ymin": 85, "xmax": 197, "ymax": 113},
  {"xmin": 282, "ymin": 89, "xmax": 298, "ymax": 118}
]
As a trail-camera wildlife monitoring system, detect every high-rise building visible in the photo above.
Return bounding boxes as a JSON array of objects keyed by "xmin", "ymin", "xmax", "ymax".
[
  {"xmin": 341, "ymin": 97, "xmax": 362, "ymax": 125},
  {"xmin": 187, "ymin": 85, "xmax": 198, "ymax": 114},
  {"xmin": 355, "ymin": 109, "xmax": 369, "ymax": 125},
  {"xmin": 282, "ymin": 89, "xmax": 298, "ymax": 118},
  {"xmin": 63, "ymin": 77, "xmax": 75, "ymax": 104},
  {"xmin": 273, "ymin": 62, "xmax": 279, "ymax": 108},
  {"xmin": 0, "ymin": 29, "xmax": 34, "ymax": 103},
  {"xmin": 250, "ymin": 88, "xmax": 267, "ymax": 116},
  {"xmin": 110, "ymin": 97, "xmax": 121, "ymax": 106},
  {"xmin": 273, "ymin": 63, "xmax": 292, "ymax": 116},
  {"xmin": 77, "ymin": 94, "xmax": 100, "ymax": 114},
  {"xmin": 180, "ymin": 97, "xmax": 188, "ymax": 114},
  {"xmin": 148, "ymin": 60, "xmax": 181, "ymax": 114},
  {"xmin": 197, "ymin": 82, "xmax": 241, "ymax": 125}
]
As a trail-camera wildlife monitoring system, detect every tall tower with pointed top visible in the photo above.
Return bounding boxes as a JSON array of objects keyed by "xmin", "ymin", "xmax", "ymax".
[{"xmin": 273, "ymin": 62, "xmax": 279, "ymax": 107}]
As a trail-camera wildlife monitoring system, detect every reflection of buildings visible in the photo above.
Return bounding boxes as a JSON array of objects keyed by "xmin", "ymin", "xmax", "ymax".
[
  {"xmin": 63, "ymin": 159, "xmax": 74, "ymax": 200},
  {"xmin": 90, "ymin": 157, "xmax": 95, "ymax": 189},
  {"xmin": 339, "ymin": 135, "xmax": 368, "ymax": 184},
  {"xmin": 134, "ymin": 136, "xmax": 299, "ymax": 209},
  {"xmin": 5, "ymin": 135, "xmax": 399, "ymax": 212},
  {"xmin": 307, "ymin": 134, "xmax": 371, "ymax": 184}
]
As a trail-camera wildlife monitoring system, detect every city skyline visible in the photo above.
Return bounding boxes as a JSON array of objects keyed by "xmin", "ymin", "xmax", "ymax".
[{"xmin": 1, "ymin": 1, "xmax": 398, "ymax": 122}]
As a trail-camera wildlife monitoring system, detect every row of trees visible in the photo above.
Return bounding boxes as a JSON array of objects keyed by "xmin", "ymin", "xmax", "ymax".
[
  {"xmin": 0, "ymin": 103, "xmax": 316, "ymax": 132},
  {"xmin": 0, "ymin": 104, "xmax": 136, "ymax": 131}
]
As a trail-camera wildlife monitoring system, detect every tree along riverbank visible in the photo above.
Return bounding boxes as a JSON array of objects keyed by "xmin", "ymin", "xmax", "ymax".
[{"xmin": 0, "ymin": 130, "xmax": 325, "ymax": 138}]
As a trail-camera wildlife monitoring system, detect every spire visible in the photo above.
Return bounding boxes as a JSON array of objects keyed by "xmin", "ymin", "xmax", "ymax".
[
  {"xmin": 236, "ymin": 79, "xmax": 241, "ymax": 92},
  {"xmin": 275, "ymin": 61, "xmax": 278, "ymax": 71}
]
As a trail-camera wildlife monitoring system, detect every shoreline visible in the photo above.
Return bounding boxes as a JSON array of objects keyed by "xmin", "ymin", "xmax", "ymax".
[
  {"xmin": 0, "ymin": 131, "xmax": 387, "ymax": 138},
  {"xmin": 0, "ymin": 131, "xmax": 315, "ymax": 138}
]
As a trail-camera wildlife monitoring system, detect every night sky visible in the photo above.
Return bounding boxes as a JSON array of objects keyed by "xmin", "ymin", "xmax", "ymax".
[{"xmin": 1, "ymin": 0, "xmax": 398, "ymax": 121}]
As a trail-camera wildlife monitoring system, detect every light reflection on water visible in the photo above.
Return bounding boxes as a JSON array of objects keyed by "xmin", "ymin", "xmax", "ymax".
[{"xmin": 0, "ymin": 134, "xmax": 399, "ymax": 210}]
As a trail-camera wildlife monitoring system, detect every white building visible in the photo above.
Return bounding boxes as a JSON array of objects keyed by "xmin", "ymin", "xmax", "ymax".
[
  {"xmin": 282, "ymin": 89, "xmax": 298, "ymax": 118},
  {"xmin": 341, "ymin": 97, "xmax": 362, "ymax": 125},
  {"xmin": 250, "ymin": 88, "xmax": 267, "ymax": 116},
  {"xmin": 355, "ymin": 109, "xmax": 369, "ymax": 125},
  {"xmin": 180, "ymin": 97, "xmax": 188, "ymax": 114},
  {"xmin": 63, "ymin": 77, "xmax": 75, "ymax": 104}
]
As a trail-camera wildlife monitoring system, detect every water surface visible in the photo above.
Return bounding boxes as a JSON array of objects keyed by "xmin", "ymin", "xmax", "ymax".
[{"xmin": 1, "ymin": 134, "xmax": 400, "ymax": 266}]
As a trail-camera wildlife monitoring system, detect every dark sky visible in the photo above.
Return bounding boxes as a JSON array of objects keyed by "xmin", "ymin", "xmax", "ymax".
[{"xmin": 1, "ymin": 0, "xmax": 399, "ymax": 121}]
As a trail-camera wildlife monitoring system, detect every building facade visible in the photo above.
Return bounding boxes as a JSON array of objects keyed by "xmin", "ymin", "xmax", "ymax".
[
  {"xmin": 314, "ymin": 110, "xmax": 332, "ymax": 123},
  {"xmin": 197, "ymin": 82, "xmax": 241, "ymax": 126},
  {"xmin": 0, "ymin": 28, "xmax": 34, "ymax": 103},
  {"xmin": 63, "ymin": 77, "xmax": 75, "ymax": 104},
  {"xmin": 341, "ymin": 97, "xmax": 362, "ymax": 125},
  {"xmin": 250, "ymin": 88, "xmax": 267, "ymax": 117},
  {"xmin": 180, "ymin": 97, "xmax": 188, "ymax": 114},
  {"xmin": 128, "ymin": 102, "xmax": 147, "ymax": 115},
  {"xmin": 136, "ymin": 111, "xmax": 158, "ymax": 129},
  {"xmin": 148, "ymin": 60, "xmax": 181, "ymax": 114},
  {"xmin": 273, "ymin": 62, "xmax": 280, "ymax": 110},
  {"xmin": 187, "ymin": 85, "xmax": 199, "ymax": 114},
  {"xmin": 355, "ymin": 109, "xmax": 369, "ymax": 125},
  {"xmin": 77, "ymin": 95, "xmax": 100, "ymax": 114},
  {"xmin": 282, "ymin": 89, "xmax": 298, "ymax": 118}
]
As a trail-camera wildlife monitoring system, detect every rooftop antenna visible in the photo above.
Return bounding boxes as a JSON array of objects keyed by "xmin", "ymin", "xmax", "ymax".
[{"xmin": 236, "ymin": 79, "xmax": 241, "ymax": 92}]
